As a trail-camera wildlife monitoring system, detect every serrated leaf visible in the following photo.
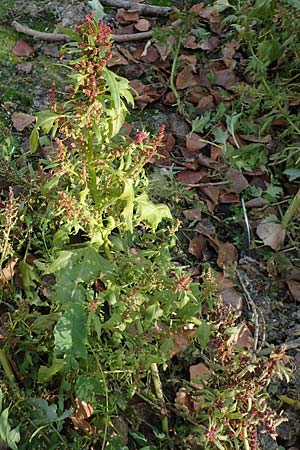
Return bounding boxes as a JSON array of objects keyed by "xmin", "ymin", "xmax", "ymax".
[
  {"xmin": 135, "ymin": 192, "xmax": 172, "ymax": 231},
  {"xmin": 258, "ymin": 39, "xmax": 282, "ymax": 65},
  {"xmin": 88, "ymin": 0, "xmax": 105, "ymax": 20},
  {"xmin": 191, "ymin": 112, "xmax": 211, "ymax": 133},
  {"xmin": 54, "ymin": 303, "xmax": 87, "ymax": 359}
]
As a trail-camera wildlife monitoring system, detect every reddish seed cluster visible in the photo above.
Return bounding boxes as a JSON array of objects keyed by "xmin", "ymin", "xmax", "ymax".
[
  {"xmin": 174, "ymin": 276, "xmax": 192, "ymax": 293},
  {"xmin": 58, "ymin": 192, "xmax": 77, "ymax": 218},
  {"xmin": 134, "ymin": 131, "xmax": 149, "ymax": 144},
  {"xmin": 205, "ymin": 426, "xmax": 217, "ymax": 441}
]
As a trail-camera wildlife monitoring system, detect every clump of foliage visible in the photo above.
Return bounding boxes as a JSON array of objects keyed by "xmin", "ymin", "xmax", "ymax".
[{"xmin": 0, "ymin": 11, "xmax": 291, "ymax": 450}]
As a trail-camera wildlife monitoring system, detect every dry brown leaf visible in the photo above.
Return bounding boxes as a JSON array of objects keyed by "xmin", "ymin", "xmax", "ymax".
[
  {"xmin": 199, "ymin": 185, "xmax": 221, "ymax": 205},
  {"xmin": 155, "ymin": 35, "xmax": 174, "ymax": 61},
  {"xmin": 256, "ymin": 222, "xmax": 286, "ymax": 251},
  {"xmin": 226, "ymin": 168, "xmax": 249, "ymax": 194},
  {"xmin": 228, "ymin": 322, "xmax": 254, "ymax": 349},
  {"xmin": 107, "ymin": 48, "xmax": 128, "ymax": 67},
  {"xmin": 176, "ymin": 170, "xmax": 206, "ymax": 185},
  {"xmin": 179, "ymin": 54, "xmax": 197, "ymax": 68},
  {"xmin": 216, "ymin": 240, "xmax": 238, "ymax": 269},
  {"xmin": 12, "ymin": 112, "xmax": 35, "ymax": 131},
  {"xmin": 245, "ymin": 197, "xmax": 268, "ymax": 208},
  {"xmin": 220, "ymin": 287, "xmax": 243, "ymax": 314},
  {"xmin": 194, "ymin": 218, "xmax": 216, "ymax": 235},
  {"xmin": 219, "ymin": 192, "xmax": 240, "ymax": 204},
  {"xmin": 70, "ymin": 398, "xmax": 94, "ymax": 434},
  {"xmin": 189, "ymin": 362, "xmax": 210, "ymax": 414},
  {"xmin": 188, "ymin": 235, "xmax": 207, "ymax": 259},
  {"xmin": 183, "ymin": 207, "xmax": 203, "ymax": 222},
  {"xmin": 176, "ymin": 66, "xmax": 198, "ymax": 90},
  {"xmin": 198, "ymin": 68, "xmax": 212, "ymax": 87},
  {"xmin": 170, "ymin": 329, "xmax": 195, "ymax": 357},
  {"xmin": 12, "ymin": 39, "xmax": 34, "ymax": 56},
  {"xmin": 214, "ymin": 69, "xmax": 239, "ymax": 89},
  {"xmin": 16, "ymin": 62, "xmax": 32, "ymax": 73},
  {"xmin": 189, "ymin": 3, "xmax": 205, "ymax": 14},
  {"xmin": 196, "ymin": 94, "xmax": 215, "ymax": 112},
  {"xmin": 186, "ymin": 132, "xmax": 207, "ymax": 152},
  {"xmin": 116, "ymin": 8, "xmax": 139, "ymax": 24},
  {"xmin": 287, "ymin": 280, "xmax": 300, "ymax": 302},
  {"xmin": 134, "ymin": 19, "xmax": 150, "ymax": 31},
  {"xmin": 0, "ymin": 259, "xmax": 18, "ymax": 288},
  {"xmin": 175, "ymin": 388, "xmax": 194, "ymax": 413},
  {"xmin": 215, "ymin": 272, "xmax": 236, "ymax": 291},
  {"xmin": 184, "ymin": 35, "xmax": 201, "ymax": 50}
]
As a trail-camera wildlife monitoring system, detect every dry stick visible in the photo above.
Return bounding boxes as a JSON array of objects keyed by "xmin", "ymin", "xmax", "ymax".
[
  {"xmin": 236, "ymin": 270, "xmax": 265, "ymax": 355},
  {"xmin": 12, "ymin": 20, "xmax": 153, "ymax": 43},
  {"xmin": 258, "ymin": 338, "xmax": 300, "ymax": 356},
  {"xmin": 101, "ymin": 0, "xmax": 173, "ymax": 16}
]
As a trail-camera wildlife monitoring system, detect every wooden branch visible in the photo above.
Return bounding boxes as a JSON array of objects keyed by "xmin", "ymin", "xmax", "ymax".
[
  {"xmin": 12, "ymin": 20, "xmax": 69, "ymax": 42},
  {"xmin": 12, "ymin": 20, "xmax": 153, "ymax": 43},
  {"xmin": 101, "ymin": 0, "xmax": 173, "ymax": 16}
]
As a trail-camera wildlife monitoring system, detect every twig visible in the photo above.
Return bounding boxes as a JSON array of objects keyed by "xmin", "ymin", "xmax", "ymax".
[
  {"xmin": 184, "ymin": 181, "xmax": 230, "ymax": 187},
  {"xmin": 258, "ymin": 338, "xmax": 300, "ymax": 356},
  {"xmin": 101, "ymin": 0, "xmax": 173, "ymax": 16},
  {"xmin": 12, "ymin": 20, "xmax": 153, "ymax": 43},
  {"xmin": 236, "ymin": 270, "xmax": 266, "ymax": 354}
]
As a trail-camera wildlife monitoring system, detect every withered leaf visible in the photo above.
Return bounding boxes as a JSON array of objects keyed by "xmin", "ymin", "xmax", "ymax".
[
  {"xmin": 12, "ymin": 39, "xmax": 34, "ymax": 56},
  {"xmin": 12, "ymin": 112, "xmax": 36, "ymax": 131},
  {"xmin": 226, "ymin": 168, "xmax": 249, "ymax": 194},
  {"xmin": 0, "ymin": 259, "xmax": 18, "ymax": 288},
  {"xmin": 220, "ymin": 287, "xmax": 243, "ymax": 314},
  {"xmin": 70, "ymin": 398, "xmax": 94, "ymax": 434},
  {"xmin": 256, "ymin": 222, "xmax": 286, "ymax": 251},
  {"xmin": 116, "ymin": 8, "xmax": 139, "ymax": 24},
  {"xmin": 186, "ymin": 132, "xmax": 208, "ymax": 152},
  {"xmin": 176, "ymin": 66, "xmax": 199, "ymax": 90},
  {"xmin": 177, "ymin": 170, "xmax": 206, "ymax": 185},
  {"xmin": 188, "ymin": 235, "xmax": 207, "ymax": 259},
  {"xmin": 287, "ymin": 280, "xmax": 300, "ymax": 302},
  {"xmin": 216, "ymin": 240, "xmax": 238, "ymax": 269}
]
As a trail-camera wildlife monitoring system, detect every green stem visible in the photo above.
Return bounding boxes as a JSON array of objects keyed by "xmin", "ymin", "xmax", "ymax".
[
  {"xmin": 169, "ymin": 39, "xmax": 182, "ymax": 113},
  {"xmin": 0, "ymin": 348, "xmax": 17, "ymax": 386},
  {"xmin": 281, "ymin": 188, "xmax": 300, "ymax": 229},
  {"xmin": 150, "ymin": 362, "xmax": 168, "ymax": 434},
  {"xmin": 279, "ymin": 394, "xmax": 300, "ymax": 409},
  {"xmin": 86, "ymin": 135, "xmax": 101, "ymax": 208}
]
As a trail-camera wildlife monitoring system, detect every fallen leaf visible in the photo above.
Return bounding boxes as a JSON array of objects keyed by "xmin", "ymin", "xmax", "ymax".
[
  {"xmin": 228, "ymin": 322, "xmax": 254, "ymax": 349},
  {"xmin": 214, "ymin": 68, "xmax": 239, "ymax": 89},
  {"xmin": 287, "ymin": 280, "xmax": 300, "ymax": 302},
  {"xmin": 220, "ymin": 288, "xmax": 243, "ymax": 314},
  {"xmin": 199, "ymin": 185, "xmax": 221, "ymax": 205},
  {"xmin": 215, "ymin": 272, "xmax": 236, "ymax": 291},
  {"xmin": 70, "ymin": 398, "xmax": 94, "ymax": 434},
  {"xmin": 188, "ymin": 235, "xmax": 207, "ymax": 259},
  {"xmin": 184, "ymin": 35, "xmax": 201, "ymax": 49},
  {"xmin": 107, "ymin": 48, "xmax": 128, "ymax": 67},
  {"xmin": 179, "ymin": 54, "xmax": 197, "ymax": 68},
  {"xmin": 176, "ymin": 66, "xmax": 199, "ymax": 90},
  {"xmin": 194, "ymin": 218, "xmax": 216, "ymax": 235},
  {"xmin": 226, "ymin": 168, "xmax": 249, "ymax": 194},
  {"xmin": 12, "ymin": 112, "xmax": 36, "ymax": 131},
  {"xmin": 198, "ymin": 68, "xmax": 212, "ymax": 87},
  {"xmin": 219, "ymin": 192, "xmax": 240, "ymax": 204},
  {"xmin": 116, "ymin": 8, "xmax": 139, "ymax": 24},
  {"xmin": 256, "ymin": 222, "xmax": 286, "ymax": 251},
  {"xmin": 134, "ymin": 18, "xmax": 150, "ymax": 31},
  {"xmin": 196, "ymin": 94, "xmax": 215, "ymax": 112},
  {"xmin": 186, "ymin": 132, "xmax": 208, "ymax": 152},
  {"xmin": 175, "ymin": 388, "xmax": 194, "ymax": 413},
  {"xmin": 216, "ymin": 240, "xmax": 238, "ymax": 269},
  {"xmin": 183, "ymin": 207, "xmax": 203, "ymax": 222},
  {"xmin": 12, "ymin": 39, "xmax": 34, "ymax": 56},
  {"xmin": 189, "ymin": 362, "xmax": 210, "ymax": 414},
  {"xmin": 240, "ymin": 134, "xmax": 272, "ymax": 144},
  {"xmin": 113, "ymin": 24, "xmax": 135, "ymax": 35},
  {"xmin": 155, "ymin": 35, "xmax": 174, "ymax": 61},
  {"xmin": 16, "ymin": 62, "xmax": 32, "ymax": 73},
  {"xmin": 189, "ymin": 3, "xmax": 204, "ymax": 14},
  {"xmin": 245, "ymin": 197, "xmax": 268, "ymax": 208},
  {"xmin": 0, "ymin": 259, "xmax": 18, "ymax": 288},
  {"xmin": 177, "ymin": 170, "xmax": 206, "ymax": 185},
  {"xmin": 170, "ymin": 329, "xmax": 195, "ymax": 357}
]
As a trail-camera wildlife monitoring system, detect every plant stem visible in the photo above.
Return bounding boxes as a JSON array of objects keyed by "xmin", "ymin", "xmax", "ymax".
[
  {"xmin": 279, "ymin": 394, "xmax": 300, "ymax": 409},
  {"xmin": 150, "ymin": 362, "xmax": 168, "ymax": 434},
  {"xmin": 0, "ymin": 348, "xmax": 17, "ymax": 385},
  {"xmin": 86, "ymin": 135, "xmax": 101, "ymax": 208},
  {"xmin": 169, "ymin": 38, "xmax": 182, "ymax": 113},
  {"xmin": 281, "ymin": 188, "xmax": 300, "ymax": 229}
]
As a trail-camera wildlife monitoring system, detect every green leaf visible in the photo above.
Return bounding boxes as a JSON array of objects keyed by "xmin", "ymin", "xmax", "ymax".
[
  {"xmin": 56, "ymin": 25, "xmax": 81, "ymax": 41},
  {"xmin": 258, "ymin": 40, "xmax": 282, "ymax": 65},
  {"xmin": 284, "ymin": 168, "xmax": 300, "ymax": 181},
  {"xmin": 135, "ymin": 192, "xmax": 172, "ymax": 231},
  {"xmin": 213, "ymin": 127, "xmax": 229, "ymax": 145},
  {"xmin": 54, "ymin": 303, "xmax": 87, "ymax": 359},
  {"xmin": 195, "ymin": 322, "xmax": 211, "ymax": 350},
  {"xmin": 0, "ymin": 407, "xmax": 20, "ymax": 450},
  {"xmin": 191, "ymin": 112, "xmax": 211, "ymax": 133},
  {"xmin": 120, "ymin": 178, "xmax": 134, "ymax": 232},
  {"xmin": 29, "ymin": 127, "xmax": 39, "ymax": 153},
  {"xmin": 38, "ymin": 359, "xmax": 65, "ymax": 383},
  {"xmin": 75, "ymin": 376, "xmax": 104, "ymax": 403},
  {"xmin": 88, "ymin": 0, "xmax": 105, "ymax": 20}
]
